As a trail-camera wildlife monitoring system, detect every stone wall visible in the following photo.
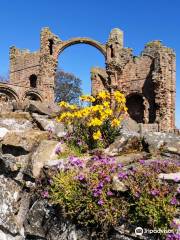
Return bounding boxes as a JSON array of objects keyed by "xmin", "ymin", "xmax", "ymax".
[{"xmin": 105, "ymin": 30, "xmax": 176, "ymax": 132}]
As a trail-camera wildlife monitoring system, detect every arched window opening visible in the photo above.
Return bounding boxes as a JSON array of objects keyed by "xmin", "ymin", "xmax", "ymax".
[
  {"xmin": 0, "ymin": 92, "xmax": 9, "ymax": 102},
  {"xmin": 0, "ymin": 87, "xmax": 17, "ymax": 101},
  {"xmin": 126, "ymin": 94, "xmax": 145, "ymax": 123},
  {"xmin": 25, "ymin": 92, "xmax": 41, "ymax": 101},
  {"xmin": 49, "ymin": 39, "xmax": 54, "ymax": 55},
  {"xmin": 29, "ymin": 74, "xmax": 37, "ymax": 88},
  {"xmin": 110, "ymin": 45, "xmax": 114, "ymax": 58}
]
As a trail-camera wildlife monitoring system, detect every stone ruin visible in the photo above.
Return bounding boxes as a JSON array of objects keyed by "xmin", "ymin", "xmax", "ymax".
[
  {"xmin": 0, "ymin": 28, "xmax": 180, "ymax": 240},
  {"xmin": 0, "ymin": 27, "xmax": 176, "ymax": 132}
]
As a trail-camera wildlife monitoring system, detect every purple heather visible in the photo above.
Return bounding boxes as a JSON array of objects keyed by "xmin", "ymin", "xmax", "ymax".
[
  {"xmin": 107, "ymin": 190, "xmax": 113, "ymax": 196},
  {"xmin": 139, "ymin": 159, "xmax": 145, "ymax": 164},
  {"xmin": 170, "ymin": 197, "xmax": 179, "ymax": 205},
  {"xmin": 150, "ymin": 189, "xmax": 160, "ymax": 196},
  {"xmin": 105, "ymin": 176, "xmax": 111, "ymax": 182},
  {"xmin": 55, "ymin": 144, "xmax": 62, "ymax": 155},
  {"xmin": 77, "ymin": 174, "xmax": 85, "ymax": 181},
  {"xmin": 166, "ymin": 233, "xmax": 180, "ymax": 240},
  {"xmin": 98, "ymin": 199, "xmax": 104, "ymax": 206},
  {"xmin": 41, "ymin": 190, "xmax": 49, "ymax": 198},
  {"xmin": 118, "ymin": 172, "xmax": 127, "ymax": 180}
]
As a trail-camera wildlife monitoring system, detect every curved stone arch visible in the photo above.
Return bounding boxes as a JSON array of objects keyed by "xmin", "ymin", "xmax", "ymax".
[
  {"xmin": 56, "ymin": 37, "xmax": 106, "ymax": 57},
  {"xmin": 24, "ymin": 90, "xmax": 43, "ymax": 101},
  {"xmin": 0, "ymin": 84, "xmax": 19, "ymax": 101},
  {"xmin": 125, "ymin": 91, "xmax": 143, "ymax": 98}
]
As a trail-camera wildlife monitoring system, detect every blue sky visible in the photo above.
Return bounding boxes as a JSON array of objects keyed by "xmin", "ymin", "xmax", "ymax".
[{"xmin": 0, "ymin": 0, "xmax": 180, "ymax": 127}]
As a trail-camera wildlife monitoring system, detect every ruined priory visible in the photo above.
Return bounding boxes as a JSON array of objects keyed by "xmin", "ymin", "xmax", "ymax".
[{"xmin": 0, "ymin": 27, "xmax": 176, "ymax": 132}]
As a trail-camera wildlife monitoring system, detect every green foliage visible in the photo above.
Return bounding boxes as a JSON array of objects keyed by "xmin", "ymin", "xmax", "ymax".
[
  {"xmin": 43, "ymin": 157, "xmax": 179, "ymax": 238},
  {"xmin": 133, "ymin": 193, "xmax": 175, "ymax": 230},
  {"xmin": 100, "ymin": 120, "xmax": 121, "ymax": 146},
  {"xmin": 55, "ymin": 69, "xmax": 82, "ymax": 104},
  {"xmin": 49, "ymin": 156, "xmax": 128, "ymax": 235},
  {"xmin": 125, "ymin": 160, "xmax": 179, "ymax": 233}
]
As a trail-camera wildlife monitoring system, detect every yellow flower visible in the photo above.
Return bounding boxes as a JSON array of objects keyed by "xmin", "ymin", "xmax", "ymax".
[
  {"xmin": 80, "ymin": 95, "xmax": 96, "ymax": 102},
  {"xmin": 93, "ymin": 130, "xmax": 101, "ymax": 140},
  {"xmin": 97, "ymin": 91, "xmax": 110, "ymax": 100},
  {"xmin": 69, "ymin": 104, "xmax": 78, "ymax": 110},
  {"xmin": 59, "ymin": 101, "xmax": 69, "ymax": 108},
  {"xmin": 90, "ymin": 105, "xmax": 103, "ymax": 112},
  {"xmin": 124, "ymin": 106, "xmax": 128, "ymax": 112},
  {"xmin": 104, "ymin": 108, "xmax": 112, "ymax": 116},
  {"xmin": 74, "ymin": 111, "xmax": 83, "ymax": 118},
  {"xmin": 111, "ymin": 118, "xmax": 120, "ymax": 127},
  {"xmin": 103, "ymin": 101, "xmax": 110, "ymax": 107},
  {"xmin": 81, "ymin": 108, "xmax": 90, "ymax": 117},
  {"xmin": 88, "ymin": 118, "xmax": 103, "ymax": 127},
  {"xmin": 113, "ymin": 91, "xmax": 126, "ymax": 103}
]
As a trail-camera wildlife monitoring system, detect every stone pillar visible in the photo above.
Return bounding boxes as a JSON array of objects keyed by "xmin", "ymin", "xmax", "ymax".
[
  {"xmin": 143, "ymin": 97, "xmax": 149, "ymax": 124},
  {"xmin": 152, "ymin": 47, "xmax": 176, "ymax": 132},
  {"xmin": 106, "ymin": 28, "xmax": 124, "ymax": 65},
  {"xmin": 39, "ymin": 28, "xmax": 58, "ymax": 103}
]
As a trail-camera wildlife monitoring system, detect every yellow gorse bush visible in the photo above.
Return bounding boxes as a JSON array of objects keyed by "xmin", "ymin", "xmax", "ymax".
[
  {"xmin": 57, "ymin": 90, "xmax": 127, "ymax": 141},
  {"xmin": 93, "ymin": 130, "xmax": 102, "ymax": 140}
]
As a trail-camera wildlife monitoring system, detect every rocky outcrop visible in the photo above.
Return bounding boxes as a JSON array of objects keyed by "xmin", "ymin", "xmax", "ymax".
[
  {"xmin": 143, "ymin": 132, "xmax": 180, "ymax": 158},
  {"xmin": 32, "ymin": 113, "xmax": 67, "ymax": 137},
  {"xmin": 31, "ymin": 140, "xmax": 62, "ymax": 177},
  {"xmin": 25, "ymin": 101, "xmax": 60, "ymax": 116},
  {"xmin": 2, "ymin": 130, "xmax": 49, "ymax": 153},
  {"xmin": 105, "ymin": 131, "xmax": 141, "ymax": 156},
  {"xmin": 0, "ymin": 111, "xmax": 180, "ymax": 240}
]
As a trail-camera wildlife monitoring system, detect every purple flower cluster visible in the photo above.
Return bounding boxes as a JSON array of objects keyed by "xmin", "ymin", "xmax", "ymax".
[
  {"xmin": 134, "ymin": 191, "xmax": 141, "ymax": 198},
  {"xmin": 107, "ymin": 190, "xmax": 113, "ymax": 196},
  {"xmin": 170, "ymin": 219, "xmax": 180, "ymax": 231},
  {"xmin": 170, "ymin": 197, "xmax": 179, "ymax": 205},
  {"xmin": 55, "ymin": 144, "xmax": 62, "ymax": 155},
  {"xmin": 76, "ymin": 174, "xmax": 85, "ymax": 181},
  {"xmin": 93, "ymin": 181, "xmax": 104, "ymax": 198},
  {"xmin": 118, "ymin": 163, "xmax": 123, "ymax": 168},
  {"xmin": 118, "ymin": 171, "xmax": 128, "ymax": 180},
  {"xmin": 41, "ymin": 190, "xmax": 49, "ymax": 198},
  {"xmin": 139, "ymin": 159, "xmax": 145, "ymax": 164},
  {"xmin": 68, "ymin": 156, "xmax": 84, "ymax": 168},
  {"xmin": 88, "ymin": 156, "xmax": 118, "ymax": 205},
  {"xmin": 150, "ymin": 189, "xmax": 160, "ymax": 196},
  {"xmin": 166, "ymin": 233, "xmax": 180, "ymax": 240},
  {"xmin": 98, "ymin": 199, "xmax": 104, "ymax": 206},
  {"xmin": 174, "ymin": 176, "xmax": 180, "ymax": 183}
]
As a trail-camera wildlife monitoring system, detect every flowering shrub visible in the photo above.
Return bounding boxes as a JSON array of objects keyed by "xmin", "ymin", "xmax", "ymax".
[
  {"xmin": 56, "ymin": 90, "xmax": 127, "ymax": 151},
  {"xmin": 47, "ymin": 157, "xmax": 180, "ymax": 238},
  {"xmin": 125, "ymin": 160, "xmax": 179, "ymax": 231},
  {"xmin": 49, "ymin": 155, "xmax": 128, "ymax": 234}
]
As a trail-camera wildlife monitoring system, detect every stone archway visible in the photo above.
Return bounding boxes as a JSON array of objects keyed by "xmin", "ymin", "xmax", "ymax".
[
  {"xmin": 40, "ymin": 33, "xmax": 107, "ymax": 102},
  {"xmin": 126, "ymin": 93, "xmax": 145, "ymax": 123},
  {"xmin": 56, "ymin": 38, "xmax": 106, "ymax": 97},
  {"xmin": 0, "ymin": 85, "xmax": 19, "ymax": 101},
  {"xmin": 24, "ymin": 91, "xmax": 42, "ymax": 101},
  {"xmin": 55, "ymin": 37, "xmax": 106, "ymax": 57}
]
